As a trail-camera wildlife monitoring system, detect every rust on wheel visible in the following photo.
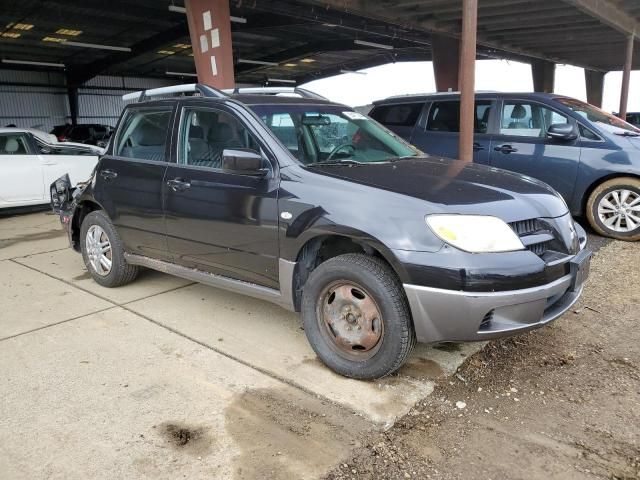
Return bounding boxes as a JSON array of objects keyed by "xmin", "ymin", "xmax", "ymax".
[{"xmin": 316, "ymin": 281, "xmax": 384, "ymax": 360}]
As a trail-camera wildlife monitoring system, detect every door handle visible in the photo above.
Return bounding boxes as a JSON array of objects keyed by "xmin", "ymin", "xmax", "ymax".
[
  {"xmin": 494, "ymin": 144, "xmax": 518, "ymax": 154},
  {"xmin": 473, "ymin": 142, "xmax": 485, "ymax": 151},
  {"xmin": 167, "ymin": 178, "xmax": 191, "ymax": 192},
  {"xmin": 100, "ymin": 169, "xmax": 118, "ymax": 180}
]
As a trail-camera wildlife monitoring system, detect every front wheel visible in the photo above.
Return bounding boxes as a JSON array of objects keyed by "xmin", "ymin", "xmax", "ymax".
[
  {"xmin": 586, "ymin": 177, "xmax": 640, "ymax": 241},
  {"xmin": 301, "ymin": 254, "xmax": 415, "ymax": 380}
]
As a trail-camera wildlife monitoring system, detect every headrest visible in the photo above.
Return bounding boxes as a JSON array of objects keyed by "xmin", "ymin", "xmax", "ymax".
[
  {"xmin": 208, "ymin": 123, "xmax": 233, "ymax": 142},
  {"xmin": 4, "ymin": 138, "xmax": 20, "ymax": 153},
  {"xmin": 134, "ymin": 121, "xmax": 166, "ymax": 146},
  {"xmin": 510, "ymin": 104, "xmax": 527, "ymax": 119},
  {"xmin": 189, "ymin": 125, "xmax": 204, "ymax": 139}
]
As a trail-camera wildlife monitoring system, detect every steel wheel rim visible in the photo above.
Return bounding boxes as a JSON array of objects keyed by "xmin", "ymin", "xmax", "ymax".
[
  {"xmin": 85, "ymin": 225, "xmax": 112, "ymax": 276},
  {"xmin": 316, "ymin": 281, "xmax": 384, "ymax": 361},
  {"xmin": 597, "ymin": 189, "xmax": 640, "ymax": 233}
]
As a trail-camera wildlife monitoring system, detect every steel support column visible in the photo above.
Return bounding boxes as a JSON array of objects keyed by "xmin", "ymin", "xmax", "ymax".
[
  {"xmin": 619, "ymin": 34, "xmax": 634, "ymax": 119},
  {"xmin": 431, "ymin": 34, "xmax": 460, "ymax": 92},
  {"xmin": 185, "ymin": 0, "xmax": 235, "ymax": 88},
  {"xmin": 458, "ymin": 0, "xmax": 477, "ymax": 163},
  {"xmin": 67, "ymin": 87, "xmax": 79, "ymax": 126},
  {"xmin": 531, "ymin": 59, "xmax": 555, "ymax": 93},
  {"xmin": 585, "ymin": 69, "xmax": 605, "ymax": 107}
]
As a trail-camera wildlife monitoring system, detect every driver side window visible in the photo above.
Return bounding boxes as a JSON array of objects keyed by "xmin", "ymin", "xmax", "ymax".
[
  {"xmin": 0, "ymin": 133, "xmax": 30, "ymax": 155},
  {"xmin": 500, "ymin": 102, "xmax": 569, "ymax": 138}
]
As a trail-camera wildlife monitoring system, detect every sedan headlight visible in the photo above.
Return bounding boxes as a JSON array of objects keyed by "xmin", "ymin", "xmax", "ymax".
[{"xmin": 426, "ymin": 215, "xmax": 525, "ymax": 253}]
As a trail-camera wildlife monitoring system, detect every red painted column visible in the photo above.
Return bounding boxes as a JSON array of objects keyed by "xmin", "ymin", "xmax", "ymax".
[
  {"xmin": 185, "ymin": 0, "xmax": 235, "ymax": 89},
  {"xmin": 458, "ymin": 0, "xmax": 477, "ymax": 163}
]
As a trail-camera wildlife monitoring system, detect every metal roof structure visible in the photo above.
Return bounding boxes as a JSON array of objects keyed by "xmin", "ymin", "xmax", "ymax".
[{"xmin": 0, "ymin": 0, "xmax": 638, "ymax": 86}]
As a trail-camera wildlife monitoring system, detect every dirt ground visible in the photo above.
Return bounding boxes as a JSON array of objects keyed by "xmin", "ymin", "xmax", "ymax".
[{"xmin": 326, "ymin": 238, "xmax": 640, "ymax": 480}]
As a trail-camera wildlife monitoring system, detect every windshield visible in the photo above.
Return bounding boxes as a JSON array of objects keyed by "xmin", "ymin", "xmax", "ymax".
[
  {"xmin": 555, "ymin": 97, "xmax": 640, "ymax": 134},
  {"xmin": 249, "ymin": 104, "xmax": 422, "ymax": 164}
]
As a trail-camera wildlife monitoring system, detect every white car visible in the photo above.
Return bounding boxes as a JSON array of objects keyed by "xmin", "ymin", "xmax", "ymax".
[{"xmin": 0, "ymin": 128, "xmax": 102, "ymax": 212}]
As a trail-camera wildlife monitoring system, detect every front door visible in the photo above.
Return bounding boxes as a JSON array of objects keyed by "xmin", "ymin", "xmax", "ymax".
[
  {"xmin": 92, "ymin": 105, "xmax": 174, "ymax": 260},
  {"xmin": 489, "ymin": 99, "xmax": 581, "ymax": 202},
  {"xmin": 411, "ymin": 99, "xmax": 496, "ymax": 164},
  {"xmin": 0, "ymin": 132, "xmax": 43, "ymax": 206},
  {"xmin": 163, "ymin": 103, "xmax": 280, "ymax": 289}
]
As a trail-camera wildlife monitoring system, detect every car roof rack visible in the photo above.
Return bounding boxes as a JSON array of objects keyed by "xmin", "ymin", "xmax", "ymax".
[
  {"xmin": 122, "ymin": 83, "xmax": 228, "ymax": 102},
  {"xmin": 222, "ymin": 86, "xmax": 328, "ymax": 100}
]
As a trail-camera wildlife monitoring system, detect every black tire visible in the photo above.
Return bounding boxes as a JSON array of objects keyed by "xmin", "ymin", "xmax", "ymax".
[
  {"xmin": 80, "ymin": 210, "xmax": 139, "ymax": 287},
  {"xmin": 586, "ymin": 177, "xmax": 640, "ymax": 241},
  {"xmin": 301, "ymin": 253, "xmax": 415, "ymax": 380}
]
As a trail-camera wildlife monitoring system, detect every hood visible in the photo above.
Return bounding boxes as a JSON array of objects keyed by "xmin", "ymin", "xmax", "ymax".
[
  {"xmin": 308, "ymin": 157, "xmax": 569, "ymax": 222},
  {"xmin": 623, "ymin": 135, "xmax": 640, "ymax": 151}
]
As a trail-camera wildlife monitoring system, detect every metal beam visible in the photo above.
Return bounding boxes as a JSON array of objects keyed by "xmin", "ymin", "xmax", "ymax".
[
  {"xmin": 67, "ymin": 22, "xmax": 189, "ymax": 86},
  {"xmin": 562, "ymin": 0, "xmax": 640, "ymax": 36},
  {"xmin": 585, "ymin": 69, "xmax": 605, "ymax": 108}
]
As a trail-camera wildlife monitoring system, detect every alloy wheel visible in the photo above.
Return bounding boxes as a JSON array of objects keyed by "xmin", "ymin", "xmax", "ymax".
[
  {"xmin": 597, "ymin": 189, "xmax": 640, "ymax": 233},
  {"xmin": 85, "ymin": 225, "xmax": 113, "ymax": 276}
]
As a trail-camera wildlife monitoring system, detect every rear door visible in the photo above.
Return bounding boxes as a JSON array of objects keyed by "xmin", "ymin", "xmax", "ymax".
[
  {"xmin": 163, "ymin": 102, "xmax": 280, "ymax": 288},
  {"xmin": 410, "ymin": 99, "xmax": 496, "ymax": 164},
  {"xmin": 92, "ymin": 104, "xmax": 175, "ymax": 260},
  {"xmin": 488, "ymin": 98, "xmax": 581, "ymax": 201},
  {"xmin": 0, "ymin": 132, "xmax": 44, "ymax": 206}
]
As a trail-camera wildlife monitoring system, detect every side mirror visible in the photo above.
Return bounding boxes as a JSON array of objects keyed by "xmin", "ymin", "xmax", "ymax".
[
  {"xmin": 547, "ymin": 123, "xmax": 577, "ymax": 141},
  {"xmin": 50, "ymin": 174, "xmax": 72, "ymax": 213},
  {"xmin": 221, "ymin": 149, "xmax": 268, "ymax": 176}
]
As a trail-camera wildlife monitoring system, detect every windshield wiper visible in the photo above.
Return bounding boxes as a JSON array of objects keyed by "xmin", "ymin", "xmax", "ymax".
[
  {"xmin": 308, "ymin": 159, "xmax": 364, "ymax": 167},
  {"xmin": 615, "ymin": 131, "xmax": 640, "ymax": 137}
]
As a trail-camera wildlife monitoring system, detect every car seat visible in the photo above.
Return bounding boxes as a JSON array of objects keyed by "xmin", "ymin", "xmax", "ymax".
[{"xmin": 508, "ymin": 104, "xmax": 529, "ymax": 129}]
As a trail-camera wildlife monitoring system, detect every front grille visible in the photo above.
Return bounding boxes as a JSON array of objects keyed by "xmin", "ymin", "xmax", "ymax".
[
  {"xmin": 510, "ymin": 219, "xmax": 538, "ymax": 236},
  {"xmin": 509, "ymin": 219, "xmax": 549, "ymax": 257}
]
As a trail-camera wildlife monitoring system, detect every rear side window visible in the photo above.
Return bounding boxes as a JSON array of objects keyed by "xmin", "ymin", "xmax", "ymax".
[
  {"xmin": 115, "ymin": 108, "xmax": 172, "ymax": 161},
  {"xmin": 370, "ymin": 103, "xmax": 423, "ymax": 127},
  {"xmin": 426, "ymin": 101, "xmax": 493, "ymax": 134},
  {"xmin": 0, "ymin": 133, "xmax": 31, "ymax": 155}
]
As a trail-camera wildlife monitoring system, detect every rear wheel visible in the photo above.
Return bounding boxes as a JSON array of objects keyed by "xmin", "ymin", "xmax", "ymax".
[
  {"xmin": 586, "ymin": 177, "xmax": 640, "ymax": 241},
  {"xmin": 301, "ymin": 254, "xmax": 415, "ymax": 380},
  {"xmin": 80, "ymin": 210, "xmax": 139, "ymax": 287}
]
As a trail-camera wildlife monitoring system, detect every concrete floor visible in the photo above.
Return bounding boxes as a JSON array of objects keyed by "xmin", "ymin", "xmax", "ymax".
[{"xmin": 0, "ymin": 212, "xmax": 481, "ymax": 480}]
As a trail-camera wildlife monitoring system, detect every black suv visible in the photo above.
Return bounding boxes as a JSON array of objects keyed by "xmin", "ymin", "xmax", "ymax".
[{"xmin": 52, "ymin": 84, "xmax": 591, "ymax": 380}]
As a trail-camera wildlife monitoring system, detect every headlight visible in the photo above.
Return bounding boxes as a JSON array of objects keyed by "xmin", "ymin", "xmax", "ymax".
[{"xmin": 426, "ymin": 215, "xmax": 525, "ymax": 253}]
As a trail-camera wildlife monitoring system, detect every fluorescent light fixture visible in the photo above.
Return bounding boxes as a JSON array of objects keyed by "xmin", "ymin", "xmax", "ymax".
[
  {"xmin": 166, "ymin": 70, "xmax": 198, "ymax": 77},
  {"xmin": 157, "ymin": 50, "xmax": 176, "ymax": 55},
  {"xmin": 168, "ymin": 5, "xmax": 246, "ymax": 23},
  {"xmin": 11, "ymin": 23, "xmax": 34, "ymax": 30},
  {"xmin": 340, "ymin": 69, "xmax": 367, "ymax": 75},
  {"xmin": 64, "ymin": 41, "xmax": 131, "ymax": 52},
  {"xmin": 2, "ymin": 59, "xmax": 65, "ymax": 68},
  {"xmin": 354, "ymin": 39, "xmax": 393, "ymax": 50},
  {"xmin": 42, "ymin": 36, "xmax": 65, "ymax": 43},
  {"xmin": 284, "ymin": 63, "xmax": 297, "ymax": 67},
  {"xmin": 1, "ymin": 32, "xmax": 21, "ymax": 38},
  {"xmin": 300, "ymin": 58, "xmax": 315, "ymax": 63},
  {"xmin": 238, "ymin": 58, "xmax": 278, "ymax": 67},
  {"xmin": 56, "ymin": 28, "xmax": 82, "ymax": 36},
  {"xmin": 267, "ymin": 78, "xmax": 296, "ymax": 84}
]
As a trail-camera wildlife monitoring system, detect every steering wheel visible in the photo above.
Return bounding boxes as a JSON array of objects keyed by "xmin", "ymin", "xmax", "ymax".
[{"xmin": 326, "ymin": 143, "xmax": 356, "ymax": 161}]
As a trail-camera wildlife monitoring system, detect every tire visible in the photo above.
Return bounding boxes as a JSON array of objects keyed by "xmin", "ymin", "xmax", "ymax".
[
  {"xmin": 80, "ymin": 210, "xmax": 139, "ymax": 287},
  {"xmin": 586, "ymin": 177, "xmax": 640, "ymax": 241},
  {"xmin": 301, "ymin": 253, "xmax": 415, "ymax": 380}
]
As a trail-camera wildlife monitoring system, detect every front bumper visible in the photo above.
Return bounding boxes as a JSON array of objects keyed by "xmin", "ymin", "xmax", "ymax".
[{"xmin": 404, "ymin": 245, "xmax": 591, "ymax": 344}]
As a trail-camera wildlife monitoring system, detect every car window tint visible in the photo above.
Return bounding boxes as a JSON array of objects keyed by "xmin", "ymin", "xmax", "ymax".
[
  {"xmin": 179, "ymin": 107, "xmax": 262, "ymax": 169},
  {"xmin": 115, "ymin": 108, "xmax": 172, "ymax": 161},
  {"xmin": 369, "ymin": 103, "xmax": 423, "ymax": 127},
  {"xmin": 426, "ymin": 101, "xmax": 493, "ymax": 134},
  {"xmin": 500, "ymin": 102, "xmax": 568, "ymax": 137},
  {"xmin": 0, "ymin": 133, "xmax": 30, "ymax": 155}
]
